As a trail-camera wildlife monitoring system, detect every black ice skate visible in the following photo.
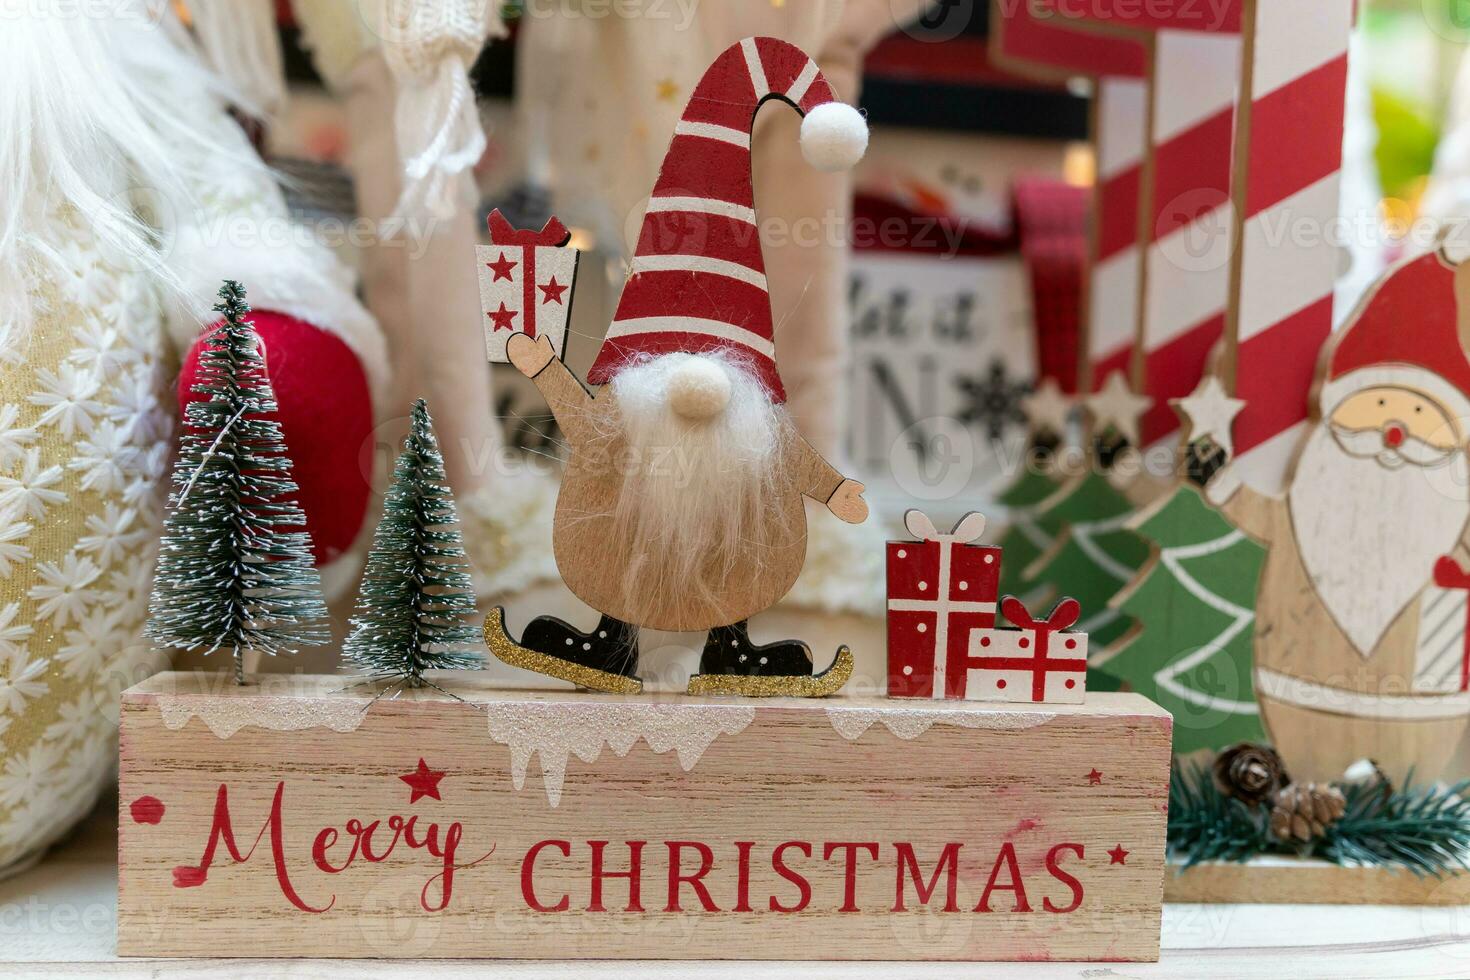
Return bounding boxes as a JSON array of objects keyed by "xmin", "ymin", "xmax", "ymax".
[
  {"xmin": 484, "ymin": 607, "xmax": 643, "ymax": 694},
  {"xmin": 687, "ymin": 620, "xmax": 852, "ymax": 698}
]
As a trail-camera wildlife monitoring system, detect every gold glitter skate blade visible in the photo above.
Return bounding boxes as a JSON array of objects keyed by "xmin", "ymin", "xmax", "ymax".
[
  {"xmin": 686, "ymin": 646, "xmax": 853, "ymax": 698},
  {"xmin": 483, "ymin": 607, "xmax": 644, "ymax": 695}
]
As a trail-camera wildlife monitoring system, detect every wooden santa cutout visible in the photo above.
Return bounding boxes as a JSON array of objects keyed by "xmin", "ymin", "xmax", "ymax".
[
  {"xmin": 484, "ymin": 37, "xmax": 870, "ymax": 697},
  {"xmin": 1207, "ymin": 242, "xmax": 1470, "ymax": 782}
]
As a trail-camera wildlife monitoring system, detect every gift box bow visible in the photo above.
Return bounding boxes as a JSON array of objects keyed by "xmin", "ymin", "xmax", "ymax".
[
  {"xmin": 903, "ymin": 508, "xmax": 988, "ymax": 544},
  {"xmin": 1000, "ymin": 595, "xmax": 1081, "ymax": 633},
  {"xmin": 488, "ymin": 209, "xmax": 571, "ymax": 248}
]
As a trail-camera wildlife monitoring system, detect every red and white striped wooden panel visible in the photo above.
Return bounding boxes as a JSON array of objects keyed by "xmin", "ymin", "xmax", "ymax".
[
  {"xmin": 990, "ymin": 0, "xmax": 1149, "ymax": 394},
  {"xmin": 1138, "ymin": 30, "xmax": 1241, "ymax": 445},
  {"xmin": 1088, "ymin": 74, "xmax": 1148, "ymax": 396},
  {"xmin": 1230, "ymin": 0, "xmax": 1353, "ymax": 490}
]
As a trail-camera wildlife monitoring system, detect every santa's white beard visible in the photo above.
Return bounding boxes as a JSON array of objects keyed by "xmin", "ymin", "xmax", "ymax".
[
  {"xmin": 1289, "ymin": 422, "xmax": 1470, "ymax": 656},
  {"xmin": 605, "ymin": 352, "xmax": 793, "ymax": 623}
]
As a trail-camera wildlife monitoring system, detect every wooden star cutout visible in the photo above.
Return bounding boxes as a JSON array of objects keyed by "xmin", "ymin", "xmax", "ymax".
[
  {"xmin": 1171, "ymin": 375, "xmax": 1246, "ymax": 457},
  {"xmin": 1019, "ymin": 378, "xmax": 1071, "ymax": 436},
  {"xmin": 1085, "ymin": 371, "xmax": 1152, "ymax": 446},
  {"xmin": 400, "ymin": 758, "xmax": 446, "ymax": 804},
  {"xmin": 486, "ymin": 251, "xmax": 517, "ymax": 282},
  {"xmin": 655, "ymin": 78, "xmax": 679, "ymax": 102}
]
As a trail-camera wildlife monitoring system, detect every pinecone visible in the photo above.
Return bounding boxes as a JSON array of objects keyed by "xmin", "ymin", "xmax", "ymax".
[
  {"xmin": 1212, "ymin": 742, "xmax": 1288, "ymax": 806},
  {"xmin": 1270, "ymin": 782, "xmax": 1347, "ymax": 843}
]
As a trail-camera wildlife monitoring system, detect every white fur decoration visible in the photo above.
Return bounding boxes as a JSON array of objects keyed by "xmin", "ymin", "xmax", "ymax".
[
  {"xmin": 0, "ymin": 6, "xmax": 230, "ymax": 327},
  {"xmin": 379, "ymin": 0, "xmax": 507, "ymax": 222},
  {"xmin": 187, "ymin": 0, "xmax": 287, "ymax": 120},
  {"xmin": 606, "ymin": 351, "xmax": 789, "ymax": 620},
  {"xmin": 0, "ymin": 4, "xmax": 388, "ymax": 394},
  {"xmin": 800, "ymin": 102, "xmax": 869, "ymax": 172}
]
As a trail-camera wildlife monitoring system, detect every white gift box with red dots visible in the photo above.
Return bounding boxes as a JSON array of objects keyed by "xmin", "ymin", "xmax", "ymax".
[{"xmin": 966, "ymin": 621, "xmax": 1088, "ymax": 704}]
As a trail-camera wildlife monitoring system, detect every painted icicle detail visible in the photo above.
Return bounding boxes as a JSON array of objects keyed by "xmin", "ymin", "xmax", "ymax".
[
  {"xmin": 825, "ymin": 704, "xmax": 1053, "ymax": 742},
  {"xmin": 158, "ymin": 695, "xmax": 369, "ymax": 739},
  {"xmin": 484, "ymin": 701, "xmax": 756, "ymax": 806}
]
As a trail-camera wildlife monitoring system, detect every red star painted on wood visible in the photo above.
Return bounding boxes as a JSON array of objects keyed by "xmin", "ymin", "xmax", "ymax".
[
  {"xmin": 400, "ymin": 758, "xmax": 446, "ymax": 803},
  {"xmin": 539, "ymin": 275, "xmax": 567, "ymax": 305},
  {"xmin": 1108, "ymin": 844, "xmax": 1129, "ymax": 865},
  {"xmin": 1087, "ymin": 768, "xmax": 1103, "ymax": 785},
  {"xmin": 486, "ymin": 302, "xmax": 517, "ymax": 332},
  {"xmin": 486, "ymin": 252, "xmax": 517, "ymax": 281}
]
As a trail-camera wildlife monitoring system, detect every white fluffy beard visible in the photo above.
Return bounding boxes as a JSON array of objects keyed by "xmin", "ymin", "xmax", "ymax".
[
  {"xmin": 604, "ymin": 352, "xmax": 794, "ymax": 623},
  {"xmin": 1289, "ymin": 422, "xmax": 1470, "ymax": 657}
]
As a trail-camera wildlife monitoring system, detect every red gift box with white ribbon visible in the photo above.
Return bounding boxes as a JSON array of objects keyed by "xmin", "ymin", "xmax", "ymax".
[{"xmin": 886, "ymin": 510, "xmax": 1001, "ymax": 698}]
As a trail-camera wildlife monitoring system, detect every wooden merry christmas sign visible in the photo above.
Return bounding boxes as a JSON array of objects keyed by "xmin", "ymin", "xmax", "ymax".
[{"xmin": 118, "ymin": 672, "xmax": 1171, "ymax": 961}]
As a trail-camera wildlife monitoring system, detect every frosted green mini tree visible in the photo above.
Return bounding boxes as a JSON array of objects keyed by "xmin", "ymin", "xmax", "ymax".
[
  {"xmin": 146, "ymin": 281, "xmax": 329, "ymax": 683},
  {"xmin": 343, "ymin": 399, "xmax": 483, "ymax": 689}
]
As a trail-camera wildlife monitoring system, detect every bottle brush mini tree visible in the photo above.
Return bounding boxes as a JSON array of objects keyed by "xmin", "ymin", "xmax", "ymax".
[
  {"xmin": 343, "ymin": 398, "xmax": 483, "ymax": 691},
  {"xmin": 146, "ymin": 281, "xmax": 330, "ymax": 683}
]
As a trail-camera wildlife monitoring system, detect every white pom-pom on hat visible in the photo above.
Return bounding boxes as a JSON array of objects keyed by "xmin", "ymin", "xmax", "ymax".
[
  {"xmin": 667, "ymin": 355, "xmax": 733, "ymax": 421},
  {"xmin": 800, "ymin": 101, "xmax": 869, "ymax": 172}
]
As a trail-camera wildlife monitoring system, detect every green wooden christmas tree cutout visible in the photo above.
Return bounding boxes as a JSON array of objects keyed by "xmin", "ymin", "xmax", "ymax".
[
  {"xmin": 1020, "ymin": 471, "xmax": 1150, "ymax": 687},
  {"xmin": 146, "ymin": 280, "xmax": 329, "ymax": 684},
  {"xmin": 992, "ymin": 467, "xmax": 1063, "ymax": 606},
  {"xmin": 343, "ymin": 398, "xmax": 483, "ymax": 693},
  {"xmin": 1106, "ymin": 483, "xmax": 1267, "ymax": 752},
  {"xmin": 1100, "ymin": 376, "xmax": 1266, "ymax": 753},
  {"xmin": 989, "ymin": 378, "xmax": 1070, "ymax": 605}
]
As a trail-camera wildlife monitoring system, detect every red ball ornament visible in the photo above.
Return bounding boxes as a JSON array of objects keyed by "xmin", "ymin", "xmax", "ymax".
[{"xmin": 178, "ymin": 310, "xmax": 373, "ymax": 566}]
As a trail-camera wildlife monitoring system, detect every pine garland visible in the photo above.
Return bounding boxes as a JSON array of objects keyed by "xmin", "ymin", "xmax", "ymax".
[
  {"xmin": 146, "ymin": 281, "xmax": 329, "ymax": 683},
  {"xmin": 1170, "ymin": 758, "xmax": 1470, "ymax": 876},
  {"xmin": 343, "ymin": 398, "xmax": 483, "ymax": 690},
  {"xmin": 1321, "ymin": 776, "xmax": 1470, "ymax": 875},
  {"xmin": 1169, "ymin": 758, "xmax": 1269, "ymax": 867}
]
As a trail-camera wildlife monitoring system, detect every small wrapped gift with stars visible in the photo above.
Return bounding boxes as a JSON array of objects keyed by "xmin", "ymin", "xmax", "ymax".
[
  {"xmin": 886, "ymin": 510, "xmax": 1002, "ymax": 699},
  {"xmin": 477, "ymin": 210, "xmax": 581, "ymax": 362},
  {"xmin": 967, "ymin": 596, "xmax": 1088, "ymax": 704}
]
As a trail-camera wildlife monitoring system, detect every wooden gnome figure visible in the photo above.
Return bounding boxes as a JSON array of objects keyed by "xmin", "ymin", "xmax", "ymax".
[
  {"xmin": 487, "ymin": 37, "xmax": 870, "ymax": 697},
  {"xmin": 1207, "ymin": 244, "xmax": 1470, "ymax": 782}
]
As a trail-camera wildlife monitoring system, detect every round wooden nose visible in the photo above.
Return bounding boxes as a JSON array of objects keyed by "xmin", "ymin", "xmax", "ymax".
[{"xmin": 1383, "ymin": 422, "xmax": 1406, "ymax": 448}]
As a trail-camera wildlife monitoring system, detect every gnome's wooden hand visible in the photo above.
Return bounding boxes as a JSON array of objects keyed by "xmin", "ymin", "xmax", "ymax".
[
  {"xmin": 507, "ymin": 332, "xmax": 556, "ymax": 377},
  {"xmin": 827, "ymin": 479, "xmax": 869, "ymax": 524}
]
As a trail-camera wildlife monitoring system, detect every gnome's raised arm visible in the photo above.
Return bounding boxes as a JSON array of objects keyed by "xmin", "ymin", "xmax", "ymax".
[{"xmin": 507, "ymin": 332, "xmax": 598, "ymax": 448}]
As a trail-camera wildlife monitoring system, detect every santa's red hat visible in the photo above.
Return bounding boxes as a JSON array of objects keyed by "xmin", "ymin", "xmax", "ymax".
[
  {"xmin": 586, "ymin": 37, "xmax": 868, "ymax": 401},
  {"xmin": 1324, "ymin": 248, "xmax": 1470, "ymax": 425}
]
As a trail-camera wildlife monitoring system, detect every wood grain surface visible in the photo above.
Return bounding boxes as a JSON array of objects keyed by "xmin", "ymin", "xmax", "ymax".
[
  {"xmin": 118, "ymin": 673, "xmax": 1171, "ymax": 961},
  {"xmin": 1165, "ymin": 856, "xmax": 1470, "ymax": 905}
]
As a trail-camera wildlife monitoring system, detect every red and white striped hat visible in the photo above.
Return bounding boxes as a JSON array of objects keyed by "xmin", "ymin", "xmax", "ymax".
[{"xmin": 587, "ymin": 36, "xmax": 868, "ymax": 402}]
